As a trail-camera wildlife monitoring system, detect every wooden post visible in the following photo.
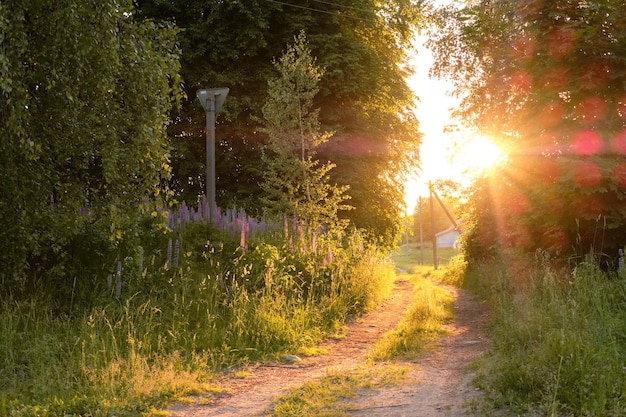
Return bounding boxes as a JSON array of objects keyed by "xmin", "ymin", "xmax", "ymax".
[
  {"xmin": 430, "ymin": 183, "xmax": 438, "ymax": 269},
  {"xmin": 418, "ymin": 196, "xmax": 424, "ymax": 265}
]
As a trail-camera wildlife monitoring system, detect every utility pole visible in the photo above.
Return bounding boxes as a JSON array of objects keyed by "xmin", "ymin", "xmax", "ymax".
[
  {"xmin": 196, "ymin": 88, "xmax": 229, "ymax": 222},
  {"xmin": 429, "ymin": 182, "xmax": 438, "ymax": 270},
  {"xmin": 418, "ymin": 196, "xmax": 424, "ymax": 264}
]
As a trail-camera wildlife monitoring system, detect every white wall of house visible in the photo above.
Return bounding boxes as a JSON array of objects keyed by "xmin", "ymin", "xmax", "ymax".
[{"xmin": 436, "ymin": 229, "xmax": 459, "ymax": 248}]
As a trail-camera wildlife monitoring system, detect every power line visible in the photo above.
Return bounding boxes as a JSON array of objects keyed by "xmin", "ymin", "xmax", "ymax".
[
  {"xmin": 263, "ymin": 0, "xmax": 377, "ymax": 23},
  {"xmin": 309, "ymin": 0, "xmax": 373, "ymax": 13}
]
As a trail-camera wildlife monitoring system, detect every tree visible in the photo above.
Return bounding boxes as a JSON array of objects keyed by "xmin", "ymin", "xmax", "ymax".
[
  {"xmin": 430, "ymin": 0, "xmax": 626, "ymax": 261},
  {"xmin": 260, "ymin": 32, "xmax": 351, "ymax": 234},
  {"xmin": 136, "ymin": 0, "xmax": 424, "ymax": 246},
  {"xmin": 0, "ymin": 0, "xmax": 182, "ymax": 301}
]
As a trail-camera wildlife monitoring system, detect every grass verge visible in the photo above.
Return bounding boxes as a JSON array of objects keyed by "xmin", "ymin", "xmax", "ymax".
[
  {"xmin": 473, "ymin": 251, "xmax": 626, "ymax": 416},
  {"xmin": 0, "ymin": 228, "xmax": 395, "ymax": 417}
]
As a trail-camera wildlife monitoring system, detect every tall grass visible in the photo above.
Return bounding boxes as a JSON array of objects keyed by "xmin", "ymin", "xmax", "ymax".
[
  {"xmin": 474, "ymin": 251, "xmax": 626, "ymax": 416},
  {"xmin": 0, "ymin": 223, "xmax": 395, "ymax": 417}
]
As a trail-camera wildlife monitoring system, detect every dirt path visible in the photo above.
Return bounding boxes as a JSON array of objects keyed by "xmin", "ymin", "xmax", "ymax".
[
  {"xmin": 167, "ymin": 277, "xmax": 490, "ymax": 417},
  {"xmin": 348, "ymin": 284, "xmax": 491, "ymax": 416}
]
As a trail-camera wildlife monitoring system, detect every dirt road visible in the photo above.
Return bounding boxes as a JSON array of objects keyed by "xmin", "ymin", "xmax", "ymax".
[{"xmin": 168, "ymin": 276, "xmax": 490, "ymax": 417}]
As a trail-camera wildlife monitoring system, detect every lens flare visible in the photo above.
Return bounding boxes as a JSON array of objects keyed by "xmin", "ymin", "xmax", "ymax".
[{"xmin": 571, "ymin": 130, "xmax": 604, "ymax": 155}]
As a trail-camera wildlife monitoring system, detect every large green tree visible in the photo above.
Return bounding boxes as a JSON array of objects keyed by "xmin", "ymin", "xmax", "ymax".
[
  {"xmin": 0, "ymin": 0, "xmax": 182, "ymax": 299},
  {"xmin": 431, "ymin": 0, "xmax": 626, "ymax": 261},
  {"xmin": 136, "ymin": 0, "xmax": 423, "ymax": 246}
]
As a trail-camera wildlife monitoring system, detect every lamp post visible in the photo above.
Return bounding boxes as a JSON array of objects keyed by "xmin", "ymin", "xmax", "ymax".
[{"xmin": 196, "ymin": 87, "xmax": 229, "ymax": 222}]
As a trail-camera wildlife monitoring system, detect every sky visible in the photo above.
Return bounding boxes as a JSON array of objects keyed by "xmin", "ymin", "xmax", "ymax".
[
  {"xmin": 403, "ymin": 9, "xmax": 504, "ymax": 215},
  {"xmin": 404, "ymin": 34, "xmax": 460, "ymax": 214}
]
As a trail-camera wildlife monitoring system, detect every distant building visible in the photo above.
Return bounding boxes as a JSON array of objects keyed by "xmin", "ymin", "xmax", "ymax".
[{"xmin": 436, "ymin": 225, "xmax": 460, "ymax": 248}]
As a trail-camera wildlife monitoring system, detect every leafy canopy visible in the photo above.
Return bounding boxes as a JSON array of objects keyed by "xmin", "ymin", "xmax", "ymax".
[
  {"xmin": 431, "ymin": 0, "xmax": 626, "ymax": 260},
  {"xmin": 0, "ymin": 0, "xmax": 182, "ymax": 298},
  {"xmin": 136, "ymin": 0, "xmax": 424, "ymax": 246}
]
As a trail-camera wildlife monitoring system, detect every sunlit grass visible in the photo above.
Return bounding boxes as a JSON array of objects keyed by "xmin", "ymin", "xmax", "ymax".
[
  {"xmin": 368, "ymin": 272, "xmax": 454, "ymax": 361},
  {"xmin": 266, "ymin": 365, "xmax": 410, "ymax": 417},
  {"xmin": 393, "ymin": 242, "xmax": 459, "ymax": 274},
  {"xmin": 0, "ymin": 228, "xmax": 397, "ymax": 416},
  {"xmin": 367, "ymin": 245, "xmax": 462, "ymax": 361},
  {"xmin": 265, "ymin": 248, "xmax": 464, "ymax": 415}
]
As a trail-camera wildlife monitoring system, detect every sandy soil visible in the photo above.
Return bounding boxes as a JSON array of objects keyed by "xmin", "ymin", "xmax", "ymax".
[
  {"xmin": 167, "ymin": 276, "xmax": 490, "ymax": 417},
  {"xmin": 347, "ymin": 284, "xmax": 490, "ymax": 417}
]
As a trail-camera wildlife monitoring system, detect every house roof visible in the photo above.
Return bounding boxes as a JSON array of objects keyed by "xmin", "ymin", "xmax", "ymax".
[{"xmin": 435, "ymin": 219, "xmax": 464, "ymax": 237}]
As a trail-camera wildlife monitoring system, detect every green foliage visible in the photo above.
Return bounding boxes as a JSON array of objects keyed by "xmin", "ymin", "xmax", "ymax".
[
  {"xmin": 260, "ymin": 31, "xmax": 351, "ymax": 234},
  {"xmin": 136, "ymin": 0, "xmax": 424, "ymax": 245},
  {"xmin": 473, "ymin": 253, "xmax": 626, "ymax": 415},
  {"xmin": 0, "ymin": 0, "xmax": 182, "ymax": 299},
  {"xmin": 431, "ymin": 0, "xmax": 626, "ymax": 260}
]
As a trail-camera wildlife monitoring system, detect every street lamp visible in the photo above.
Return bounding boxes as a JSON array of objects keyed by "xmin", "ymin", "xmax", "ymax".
[{"xmin": 196, "ymin": 87, "xmax": 229, "ymax": 222}]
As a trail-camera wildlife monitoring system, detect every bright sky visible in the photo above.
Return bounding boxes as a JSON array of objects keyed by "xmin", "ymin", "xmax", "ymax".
[
  {"xmin": 404, "ymin": 29, "xmax": 504, "ymax": 214},
  {"xmin": 404, "ymin": 34, "xmax": 460, "ymax": 213}
]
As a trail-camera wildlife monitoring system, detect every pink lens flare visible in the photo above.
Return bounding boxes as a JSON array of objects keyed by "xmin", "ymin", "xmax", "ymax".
[{"xmin": 572, "ymin": 130, "xmax": 604, "ymax": 155}]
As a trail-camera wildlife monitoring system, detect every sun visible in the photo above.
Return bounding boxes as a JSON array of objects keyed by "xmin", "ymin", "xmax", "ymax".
[
  {"xmin": 403, "ymin": 135, "xmax": 505, "ymax": 215},
  {"xmin": 457, "ymin": 136, "xmax": 505, "ymax": 173}
]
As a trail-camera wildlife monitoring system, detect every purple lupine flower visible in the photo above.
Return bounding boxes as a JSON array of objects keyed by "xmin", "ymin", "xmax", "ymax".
[
  {"xmin": 180, "ymin": 201, "xmax": 188, "ymax": 231},
  {"xmin": 201, "ymin": 195, "xmax": 209, "ymax": 220},
  {"xmin": 240, "ymin": 225, "xmax": 246, "ymax": 249},
  {"xmin": 168, "ymin": 209, "xmax": 176, "ymax": 230},
  {"xmin": 166, "ymin": 237, "xmax": 173, "ymax": 268},
  {"xmin": 78, "ymin": 204, "xmax": 89, "ymax": 216},
  {"xmin": 249, "ymin": 218, "xmax": 258, "ymax": 239},
  {"xmin": 216, "ymin": 209, "xmax": 225, "ymax": 231}
]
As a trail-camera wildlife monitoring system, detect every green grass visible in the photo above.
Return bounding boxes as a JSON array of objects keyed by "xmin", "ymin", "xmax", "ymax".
[
  {"xmin": 0, "ymin": 228, "xmax": 396, "ymax": 417},
  {"xmin": 266, "ymin": 365, "xmax": 410, "ymax": 417},
  {"xmin": 473, "ymin": 252, "xmax": 626, "ymax": 416},
  {"xmin": 393, "ymin": 242, "xmax": 459, "ymax": 274},
  {"xmin": 368, "ymin": 272, "xmax": 454, "ymax": 361}
]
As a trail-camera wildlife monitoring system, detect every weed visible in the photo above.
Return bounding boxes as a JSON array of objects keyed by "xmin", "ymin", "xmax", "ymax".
[{"xmin": 266, "ymin": 365, "xmax": 410, "ymax": 417}]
